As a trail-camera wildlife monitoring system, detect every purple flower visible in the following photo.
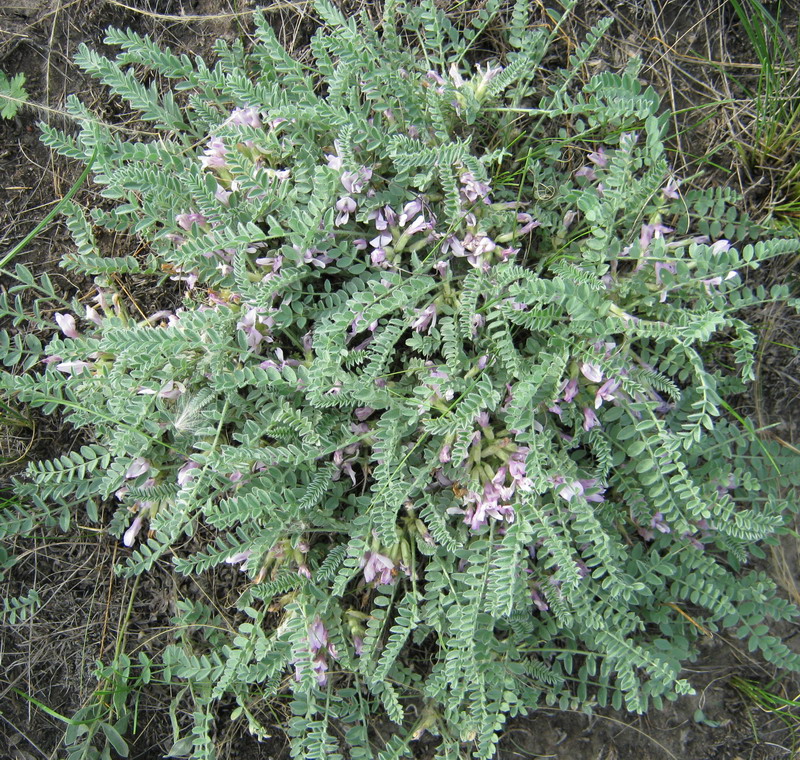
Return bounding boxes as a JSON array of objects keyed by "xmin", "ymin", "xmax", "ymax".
[
  {"xmin": 361, "ymin": 551, "xmax": 396, "ymax": 585},
  {"xmin": 368, "ymin": 208, "xmax": 388, "ymax": 230},
  {"xmin": 516, "ymin": 213, "xmax": 540, "ymax": 235},
  {"xmin": 555, "ymin": 478, "xmax": 584, "ymax": 502},
  {"xmin": 662, "ymin": 178, "xmax": 680, "ymax": 199},
  {"xmin": 448, "ymin": 63, "xmax": 465, "ymax": 88},
  {"xmin": 404, "ymin": 214, "xmax": 429, "ymax": 237},
  {"xmin": 594, "ymin": 378, "xmax": 620, "ymax": 409},
  {"xmin": 341, "ymin": 167, "xmax": 372, "ymax": 194},
  {"xmin": 85, "ymin": 305, "xmax": 103, "ymax": 326},
  {"xmin": 354, "ymin": 406, "xmax": 374, "ymax": 421},
  {"xmin": 309, "ymin": 617, "xmax": 328, "ymax": 652},
  {"xmin": 332, "ymin": 446, "xmax": 359, "ymax": 486},
  {"xmin": 335, "ymin": 196, "xmax": 357, "ymax": 226},
  {"xmin": 301, "ymin": 247, "xmax": 333, "ymax": 268},
  {"xmin": 398, "ymin": 199, "xmax": 423, "ymax": 226},
  {"xmin": 475, "ymin": 62, "xmax": 503, "ymax": 89},
  {"xmin": 55, "ymin": 313, "xmax": 79, "ymax": 339},
  {"xmin": 575, "ymin": 165, "xmax": 597, "ymax": 182},
  {"xmin": 650, "ymin": 512, "xmax": 671, "ymax": 534},
  {"xmin": 138, "ymin": 379, "xmax": 185, "ymax": 400},
  {"xmin": 411, "ymin": 303, "xmax": 437, "ymax": 333},
  {"xmin": 561, "ymin": 378, "xmax": 579, "ymax": 402},
  {"xmin": 297, "ymin": 616, "xmax": 338, "ymax": 686},
  {"xmin": 582, "ymin": 406, "xmax": 600, "ymax": 431},
  {"xmin": 325, "ymin": 151, "xmax": 343, "ymax": 171},
  {"xmin": 639, "ymin": 222, "xmax": 673, "ymax": 251},
  {"xmin": 370, "ymin": 232, "xmax": 392, "ymax": 250},
  {"xmin": 508, "ymin": 447, "xmax": 532, "ymax": 491},
  {"xmin": 701, "ymin": 271, "xmax": 738, "ymax": 294},
  {"xmin": 578, "ymin": 478, "xmax": 606, "ymax": 503},
  {"xmin": 460, "ymin": 172, "xmax": 492, "ymax": 203},
  {"xmin": 237, "ymin": 307, "xmax": 274, "ymax": 351},
  {"xmin": 531, "ymin": 586, "xmax": 549, "ymax": 612},
  {"xmin": 371, "ymin": 248, "xmax": 388, "ymax": 267},
  {"xmin": 587, "ymin": 147, "xmax": 608, "ymax": 167},
  {"xmin": 442, "ymin": 235, "xmax": 465, "ymax": 257}
]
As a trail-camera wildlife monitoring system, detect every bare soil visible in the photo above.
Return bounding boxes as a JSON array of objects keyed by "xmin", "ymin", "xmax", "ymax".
[{"xmin": 1, "ymin": 1, "xmax": 799, "ymax": 759}]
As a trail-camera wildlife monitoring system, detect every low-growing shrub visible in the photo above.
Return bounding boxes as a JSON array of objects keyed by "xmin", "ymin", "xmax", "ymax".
[{"xmin": 2, "ymin": 0, "xmax": 800, "ymax": 757}]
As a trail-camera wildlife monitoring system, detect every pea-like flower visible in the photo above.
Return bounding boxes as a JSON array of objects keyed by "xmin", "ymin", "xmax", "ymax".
[
  {"xmin": 361, "ymin": 550, "xmax": 396, "ymax": 585},
  {"xmin": 123, "ymin": 514, "xmax": 144, "ymax": 547},
  {"xmin": 335, "ymin": 196, "xmax": 357, "ymax": 226},
  {"xmin": 55, "ymin": 313, "xmax": 79, "ymax": 339},
  {"xmin": 594, "ymin": 378, "xmax": 620, "ymax": 409}
]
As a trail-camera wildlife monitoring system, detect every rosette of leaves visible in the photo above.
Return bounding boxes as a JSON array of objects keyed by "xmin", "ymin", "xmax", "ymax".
[{"xmin": 2, "ymin": 0, "xmax": 800, "ymax": 758}]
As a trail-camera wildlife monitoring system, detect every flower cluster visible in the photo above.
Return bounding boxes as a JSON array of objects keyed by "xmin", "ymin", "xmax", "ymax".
[
  {"xmin": 293, "ymin": 617, "xmax": 338, "ymax": 686},
  {"xmin": 445, "ymin": 414, "xmax": 533, "ymax": 533}
]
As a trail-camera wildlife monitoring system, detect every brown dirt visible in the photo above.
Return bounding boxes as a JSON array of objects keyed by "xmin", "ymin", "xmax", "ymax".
[{"xmin": 1, "ymin": 1, "xmax": 799, "ymax": 759}]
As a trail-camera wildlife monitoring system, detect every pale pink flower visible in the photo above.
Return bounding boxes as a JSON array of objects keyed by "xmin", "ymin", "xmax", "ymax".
[
  {"xmin": 200, "ymin": 137, "xmax": 228, "ymax": 170},
  {"xmin": 225, "ymin": 549, "xmax": 253, "ymax": 570},
  {"xmin": 85, "ymin": 306, "xmax": 103, "ymax": 326},
  {"xmin": 175, "ymin": 211, "xmax": 208, "ymax": 231},
  {"xmin": 55, "ymin": 313, "xmax": 79, "ymax": 338},
  {"xmin": 556, "ymin": 478, "xmax": 584, "ymax": 502},
  {"xmin": 123, "ymin": 514, "xmax": 144, "ymax": 547},
  {"xmin": 177, "ymin": 460, "xmax": 201, "ymax": 487},
  {"xmin": 225, "ymin": 107, "xmax": 261, "ymax": 128},
  {"xmin": 448, "ymin": 62, "xmax": 464, "ymax": 88},
  {"xmin": 125, "ymin": 457, "xmax": 151, "ymax": 479},
  {"xmin": 55, "ymin": 360, "xmax": 90, "ymax": 375},
  {"xmin": 580, "ymin": 362, "xmax": 603, "ymax": 383}
]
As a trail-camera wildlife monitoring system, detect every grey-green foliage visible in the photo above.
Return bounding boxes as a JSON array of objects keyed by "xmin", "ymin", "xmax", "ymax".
[
  {"xmin": 2, "ymin": 0, "xmax": 800, "ymax": 757},
  {"xmin": 0, "ymin": 69, "xmax": 28, "ymax": 119}
]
